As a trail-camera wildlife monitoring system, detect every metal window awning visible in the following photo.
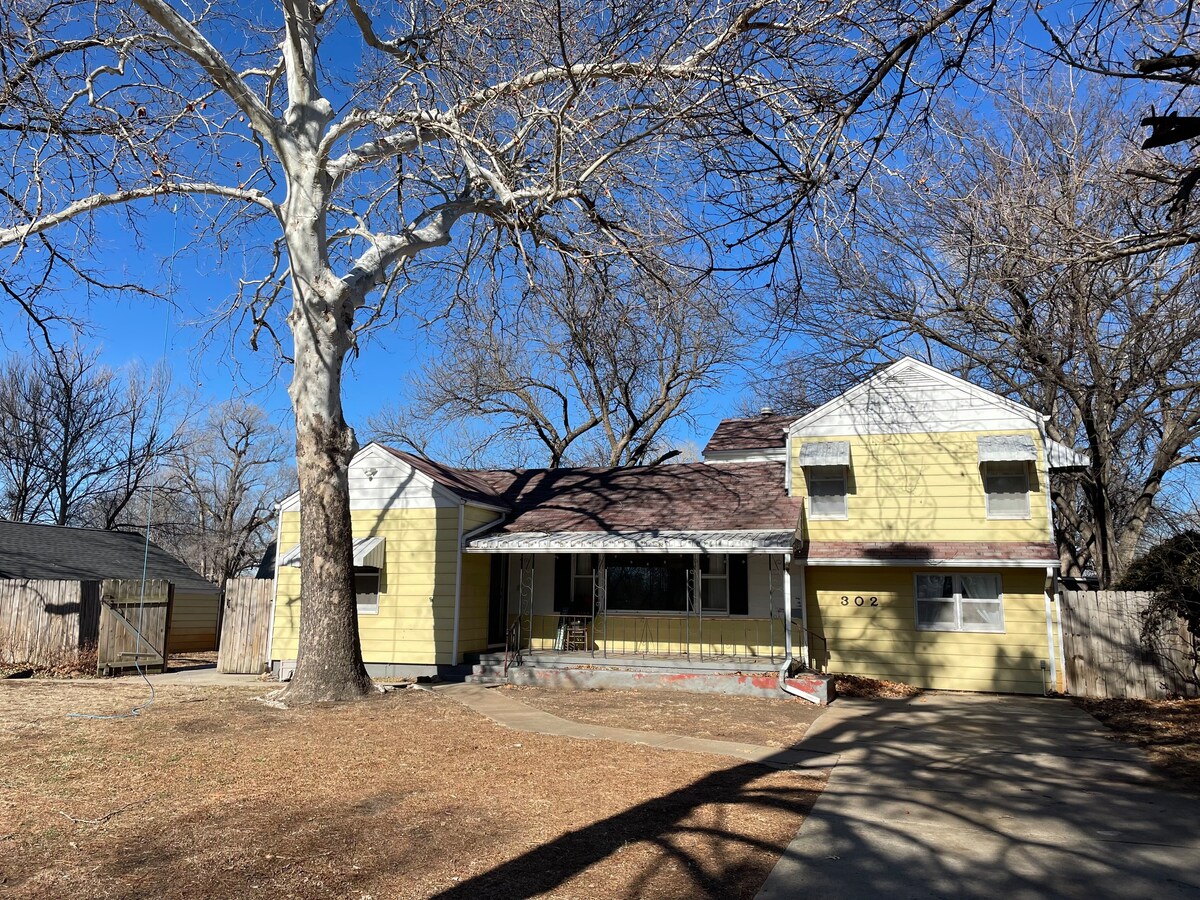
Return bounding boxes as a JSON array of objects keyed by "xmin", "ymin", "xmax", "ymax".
[
  {"xmin": 798, "ymin": 440, "xmax": 850, "ymax": 467},
  {"xmin": 1046, "ymin": 439, "xmax": 1088, "ymax": 470},
  {"xmin": 464, "ymin": 529, "xmax": 795, "ymax": 554},
  {"xmin": 977, "ymin": 434, "xmax": 1037, "ymax": 463},
  {"xmin": 279, "ymin": 535, "xmax": 386, "ymax": 569}
]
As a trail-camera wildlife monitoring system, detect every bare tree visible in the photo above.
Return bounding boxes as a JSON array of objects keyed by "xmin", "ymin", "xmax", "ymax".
[
  {"xmin": 142, "ymin": 400, "xmax": 293, "ymax": 589},
  {"xmin": 374, "ymin": 258, "xmax": 743, "ymax": 467},
  {"xmin": 779, "ymin": 80, "xmax": 1200, "ymax": 586},
  {"xmin": 0, "ymin": 347, "xmax": 182, "ymax": 528},
  {"xmin": 0, "ymin": 0, "xmax": 993, "ymax": 701}
]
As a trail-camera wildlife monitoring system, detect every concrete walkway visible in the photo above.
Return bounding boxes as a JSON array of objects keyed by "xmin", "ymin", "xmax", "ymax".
[
  {"xmin": 436, "ymin": 683, "xmax": 837, "ymax": 771},
  {"xmin": 756, "ymin": 693, "xmax": 1200, "ymax": 899},
  {"xmin": 112, "ymin": 665, "xmax": 265, "ymax": 687}
]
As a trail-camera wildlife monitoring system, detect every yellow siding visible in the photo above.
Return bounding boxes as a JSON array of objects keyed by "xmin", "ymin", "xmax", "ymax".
[
  {"xmin": 271, "ymin": 506, "xmax": 463, "ymax": 665},
  {"xmin": 520, "ymin": 613, "xmax": 799, "ymax": 660},
  {"xmin": 457, "ymin": 506, "xmax": 503, "ymax": 656},
  {"xmin": 791, "ymin": 430, "xmax": 1051, "ymax": 543},
  {"xmin": 168, "ymin": 590, "xmax": 219, "ymax": 652},
  {"xmin": 806, "ymin": 566, "xmax": 1055, "ymax": 693}
]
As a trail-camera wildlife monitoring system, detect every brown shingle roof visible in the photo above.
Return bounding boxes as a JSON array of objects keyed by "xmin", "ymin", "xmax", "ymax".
[
  {"xmin": 472, "ymin": 462, "xmax": 801, "ymax": 533},
  {"xmin": 381, "ymin": 447, "xmax": 508, "ymax": 508},
  {"xmin": 703, "ymin": 414, "xmax": 795, "ymax": 454}
]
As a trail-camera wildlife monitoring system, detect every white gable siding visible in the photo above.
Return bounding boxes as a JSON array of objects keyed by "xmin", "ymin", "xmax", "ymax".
[
  {"xmin": 790, "ymin": 363, "xmax": 1040, "ymax": 439},
  {"xmin": 279, "ymin": 444, "xmax": 459, "ymax": 512}
]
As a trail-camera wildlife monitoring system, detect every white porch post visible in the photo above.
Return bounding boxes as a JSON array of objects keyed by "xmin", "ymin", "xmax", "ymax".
[{"xmin": 782, "ymin": 553, "xmax": 793, "ymax": 662}]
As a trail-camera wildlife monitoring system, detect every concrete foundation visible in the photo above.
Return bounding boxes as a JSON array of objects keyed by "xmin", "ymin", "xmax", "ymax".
[{"xmin": 505, "ymin": 666, "xmax": 834, "ymax": 703}]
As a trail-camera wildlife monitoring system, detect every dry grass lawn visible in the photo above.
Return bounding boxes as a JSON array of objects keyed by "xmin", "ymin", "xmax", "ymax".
[
  {"xmin": 0, "ymin": 680, "xmax": 825, "ymax": 899},
  {"xmin": 510, "ymin": 686, "xmax": 824, "ymax": 747},
  {"xmin": 1077, "ymin": 697, "xmax": 1200, "ymax": 792}
]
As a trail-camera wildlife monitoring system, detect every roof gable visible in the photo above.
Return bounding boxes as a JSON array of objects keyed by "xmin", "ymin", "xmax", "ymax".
[{"xmin": 788, "ymin": 357, "xmax": 1042, "ymax": 438}]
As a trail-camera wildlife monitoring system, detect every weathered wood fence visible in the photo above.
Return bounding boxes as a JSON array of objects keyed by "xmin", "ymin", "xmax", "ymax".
[
  {"xmin": 217, "ymin": 577, "xmax": 273, "ymax": 674},
  {"xmin": 97, "ymin": 579, "xmax": 173, "ymax": 676},
  {"xmin": 0, "ymin": 579, "xmax": 101, "ymax": 667},
  {"xmin": 0, "ymin": 578, "xmax": 173, "ymax": 675},
  {"xmin": 1061, "ymin": 589, "xmax": 1198, "ymax": 700}
]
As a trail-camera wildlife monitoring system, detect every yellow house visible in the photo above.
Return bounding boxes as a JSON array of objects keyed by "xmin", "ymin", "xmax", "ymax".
[{"xmin": 269, "ymin": 358, "xmax": 1087, "ymax": 696}]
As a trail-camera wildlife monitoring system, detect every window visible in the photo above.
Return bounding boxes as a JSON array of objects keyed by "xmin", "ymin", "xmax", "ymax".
[
  {"xmin": 355, "ymin": 570, "xmax": 380, "ymax": 615},
  {"xmin": 808, "ymin": 466, "xmax": 848, "ymax": 519},
  {"xmin": 983, "ymin": 461, "xmax": 1030, "ymax": 519},
  {"xmin": 573, "ymin": 554, "xmax": 595, "ymax": 611},
  {"xmin": 915, "ymin": 573, "xmax": 1004, "ymax": 633},
  {"xmin": 700, "ymin": 555, "xmax": 729, "ymax": 614},
  {"xmin": 606, "ymin": 554, "xmax": 691, "ymax": 613}
]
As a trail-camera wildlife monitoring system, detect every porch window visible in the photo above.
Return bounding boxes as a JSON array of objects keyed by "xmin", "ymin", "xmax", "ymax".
[
  {"xmin": 808, "ymin": 466, "xmax": 848, "ymax": 519},
  {"xmin": 915, "ymin": 573, "xmax": 1004, "ymax": 633},
  {"xmin": 573, "ymin": 554, "xmax": 595, "ymax": 611},
  {"xmin": 606, "ymin": 554, "xmax": 690, "ymax": 613},
  {"xmin": 700, "ymin": 554, "xmax": 729, "ymax": 614},
  {"xmin": 355, "ymin": 570, "xmax": 380, "ymax": 615},
  {"xmin": 983, "ymin": 461, "xmax": 1030, "ymax": 519}
]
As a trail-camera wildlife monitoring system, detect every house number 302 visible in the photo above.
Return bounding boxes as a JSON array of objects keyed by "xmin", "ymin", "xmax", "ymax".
[{"xmin": 840, "ymin": 595, "xmax": 879, "ymax": 607}]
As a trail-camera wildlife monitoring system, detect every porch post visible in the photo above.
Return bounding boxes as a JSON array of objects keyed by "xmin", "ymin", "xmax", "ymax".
[
  {"xmin": 694, "ymin": 552, "xmax": 701, "ymax": 660},
  {"xmin": 782, "ymin": 554, "xmax": 793, "ymax": 662}
]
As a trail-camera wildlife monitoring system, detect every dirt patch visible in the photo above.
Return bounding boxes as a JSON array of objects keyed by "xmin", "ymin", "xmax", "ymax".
[
  {"xmin": 0, "ymin": 680, "xmax": 823, "ymax": 898},
  {"xmin": 834, "ymin": 674, "xmax": 922, "ymax": 700},
  {"xmin": 510, "ymin": 686, "xmax": 825, "ymax": 747},
  {"xmin": 1076, "ymin": 696, "xmax": 1200, "ymax": 792}
]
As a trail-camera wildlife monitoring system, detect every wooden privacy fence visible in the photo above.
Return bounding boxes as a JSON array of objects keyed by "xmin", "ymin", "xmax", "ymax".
[
  {"xmin": 218, "ymin": 577, "xmax": 274, "ymax": 674},
  {"xmin": 0, "ymin": 579, "xmax": 101, "ymax": 667},
  {"xmin": 0, "ymin": 578, "xmax": 173, "ymax": 675},
  {"xmin": 1061, "ymin": 590, "xmax": 1198, "ymax": 700}
]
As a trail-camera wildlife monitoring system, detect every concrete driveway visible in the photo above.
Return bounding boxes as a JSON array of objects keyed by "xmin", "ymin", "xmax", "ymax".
[{"xmin": 757, "ymin": 693, "xmax": 1200, "ymax": 899}]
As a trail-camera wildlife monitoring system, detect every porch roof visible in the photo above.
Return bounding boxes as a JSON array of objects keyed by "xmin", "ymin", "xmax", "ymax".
[{"xmin": 464, "ymin": 529, "xmax": 795, "ymax": 554}]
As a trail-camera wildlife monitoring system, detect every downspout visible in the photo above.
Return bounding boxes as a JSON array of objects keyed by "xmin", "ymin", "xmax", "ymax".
[
  {"xmin": 1043, "ymin": 566, "xmax": 1058, "ymax": 696},
  {"xmin": 797, "ymin": 562, "xmax": 810, "ymax": 668},
  {"xmin": 452, "ymin": 502, "xmax": 464, "ymax": 665},
  {"xmin": 266, "ymin": 501, "xmax": 282, "ymax": 677},
  {"xmin": 778, "ymin": 554, "xmax": 821, "ymax": 704}
]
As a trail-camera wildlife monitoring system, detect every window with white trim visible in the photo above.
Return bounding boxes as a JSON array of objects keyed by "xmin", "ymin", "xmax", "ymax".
[
  {"xmin": 355, "ymin": 570, "xmax": 380, "ymax": 615},
  {"xmin": 700, "ymin": 554, "xmax": 729, "ymax": 614},
  {"xmin": 808, "ymin": 466, "xmax": 848, "ymax": 519},
  {"xmin": 983, "ymin": 461, "xmax": 1030, "ymax": 519},
  {"xmin": 915, "ymin": 573, "xmax": 1004, "ymax": 633}
]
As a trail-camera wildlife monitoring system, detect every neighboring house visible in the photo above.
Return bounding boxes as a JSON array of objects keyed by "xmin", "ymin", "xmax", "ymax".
[
  {"xmin": 269, "ymin": 358, "xmax": 1088, "ymax": 694},
  {"xmin": 0, "ymin": 521, "xmax": 221, "ymax": 652}
]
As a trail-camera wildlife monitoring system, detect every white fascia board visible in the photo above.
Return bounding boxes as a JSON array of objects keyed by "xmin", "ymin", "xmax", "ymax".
[
  {"xmin": 807, "ymin": 557, "xmax": 1061, "ymax": 568},
  {"xmin": 787, "ymin": 357, "xmax": 1041, "ymax": 437},
  {"xmin": 703, "ymin": 448, "xmax": 788, "ymax": 463}
]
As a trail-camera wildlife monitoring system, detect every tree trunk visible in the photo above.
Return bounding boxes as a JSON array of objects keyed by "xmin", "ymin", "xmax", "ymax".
[
  {"xmin": 280, "ymin": 298, "xmax": 373, "ymax": 702},
  {"xmin": 277, "ymin": 155, "xmax": 373, "ymax": 703}
]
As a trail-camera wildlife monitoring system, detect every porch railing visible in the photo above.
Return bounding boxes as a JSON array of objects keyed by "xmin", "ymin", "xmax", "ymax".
[{"xmin": 513, "ymin": 612, "xmax": 807, "ymax": 663}]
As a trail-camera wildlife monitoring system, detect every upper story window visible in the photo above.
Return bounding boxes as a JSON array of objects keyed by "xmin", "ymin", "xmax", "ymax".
[
  {"xmin": 808, "ymin": 466, "xmax": 848, "ymax": 519},
  {"xmin": 983, "ymin": 461, "xmax": 1030, "ymax": 519},
  {"xmin": 798, "ymin": 441, "xmax": 851, "ymax": 520},
  {"xmin": 977, "ymin": 434, "xmax": 1036, "ymax": 520}
]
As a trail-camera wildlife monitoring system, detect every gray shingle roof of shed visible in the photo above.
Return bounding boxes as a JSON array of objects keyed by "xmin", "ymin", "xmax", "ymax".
[{"xmin": 0, "ymin": 521, "xmax": 216, "ymax": 593}]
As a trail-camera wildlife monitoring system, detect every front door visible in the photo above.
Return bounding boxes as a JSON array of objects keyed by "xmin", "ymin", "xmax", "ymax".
[{"xmin": 487, "ymin": 555, "xmax": 509, "ymax": 646}]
